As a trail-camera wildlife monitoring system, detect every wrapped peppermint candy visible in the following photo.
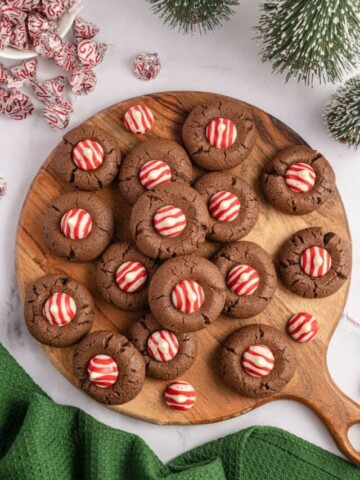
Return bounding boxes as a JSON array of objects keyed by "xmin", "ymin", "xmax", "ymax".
[
  {"xmin": 2, "ymin": 88, "xmax": 34, "ymax": 120},
  {"xmin": 6, "ymin": 0, "xmax": 42, "ymax": 12},
  {"xmin": 73, "ymin": 17, "xmax": 100, "ymax": 43},
  {"xmin": 1, "ymin": 4, "xmax": 27, "ymax": 25},
  {"xmin": 77, "ymin": 39, "xmax": 108, "ymax": 67},
  {"xmin": 54, "ymin": 41, "xmax": 78, "ymax": 71},
  {"xmin": 33, "ymin": 30, "xmax": 63, "ymax": 58},
  {"xmin": 0, "ymin": 19, "xmax": 12, "ymax": 52},
  {"xmin": 27, "ymin": 12, "xmax": 57, "ymax": 38},
  {"xmin": 69, "ymin": 66, "xmax": 96, "ymax": 95},
  {"xmin": 43, "ymin": 101, "xmax": 73, "ymax": 130},
  {"xmin": 133, "ymin": 52, "xmax": 161, "ymax": 81},
  {"xmin": 41, "ymin": 0, "xmax": 76, "ymax": 20},
  {"xmin": 11, "ymin": 58, "xmax": 37, "ymax": 85},
  {"xmin": 9, "ymin": 22, "xmax": 30, "ymax": 51},
  {"xmin": 0, "ymin": 64, "xmax": 10, "ymax": 84},
  {"xmin": 34, "ymin": 76, "xmax": 66, "ymax": 105}
]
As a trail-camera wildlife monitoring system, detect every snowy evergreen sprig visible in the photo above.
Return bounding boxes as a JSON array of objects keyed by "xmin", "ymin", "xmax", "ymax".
[
  {"xmin": 324, "ymin": 75, "xmax": 360, "ymax": 148},
  {"xmin": 147, "ymin": 0, "xmax": 240, "ymax": 34},
  {"xmin": 256, "ymin": 0, "xmax": 360, "ymax": 85}
]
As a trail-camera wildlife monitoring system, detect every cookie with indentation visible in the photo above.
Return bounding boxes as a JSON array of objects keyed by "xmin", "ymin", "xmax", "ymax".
[
  {"xmin": 262, "ymin": 146, "xmax": 335, "ymax": 215},
  {"xmin": 54, "ymin": 125, "xmax": 121, "ymax": 191}
]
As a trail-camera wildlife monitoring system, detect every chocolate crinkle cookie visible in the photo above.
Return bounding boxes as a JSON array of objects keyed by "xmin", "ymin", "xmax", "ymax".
[
  {"xmin": 73, "ymin": 330, "xmax": 146, "ymax": 405},
  {"xmin": 43, "ymin": 191, "xmax": 114, "ymax": 262},
  {"xmin": 118, "ymin": 139, "xmax": 193, "ymax": 205},
  {"xmin": 219, "ymin": 324, "xmax": 296, "ymax": 399},
  {"xmin": 182, "ymin": 99, "xmax": 256, "ymax": 171},
  {"xmin": 262, "ymin": 146, "xmax": 336, "ymax": 215},
  {"xmin": 193, "ymin": 171, "xmax": 259, "ymax": 243},
  {"xmin": 128, "ymin": 313, "xmax": 197, "ymax": 380},
  {"xmin": 212, "ymin": 241, "xmax": 277, "ymax": 319},
  {"xmin": 278, "ymin": 227, "xmax": 351, "ymax": 298},
  {"xmin": 24, "ymin": 274, "xmax": 94, "ymax": 348},
  {"xmin": 54, "ymin": 125, "xmax": 121, "ymax": 191}
]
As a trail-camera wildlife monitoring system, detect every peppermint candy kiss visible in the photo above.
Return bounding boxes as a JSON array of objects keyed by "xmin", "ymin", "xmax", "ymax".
[
  {"xmin": 139, "ymin": 160, "xmax": 172, "ymax": 190},
  {"xmin": 242, "ymin": 345, "xmax": 275, "ymax": 377},
  {"xmin": 164, "ymin": 381, "xmax": 196, "ymax": 411},
  {"xmin": 227, "ymin": 265, "xmax": 260, "ymax": 296},
  {"xmin": 209, "ymin": 191, "xmax": 241, "ymax": 222},
  {"xmin": 288, "ymin": 312, "xmax": 319, "ymax": 343},
  {"xmin": 147, "ymin": 330, "xmax": 179, "ymax": 362},
  {"xmin": 61, "ymin": 208, "xmax": 93, "ymax": 240},
  {"xmin": 172, "ymin": 280, "xmax": 205, "ymax": 314},
  {"xmin": 115, "ymin": 261, "xmax": 147, "ymax": 293},
  {"xmin": 43, "ymin": 293, "xmax": 76, "ymax": 326},
  {"xmin": 87, "ymin": 355, "xmax": 119, "ymax": 388},
  {"xmin": 285, "ymin": 163, "xmax": 316, "ymax": 193},
  {"xmin": 300, "ymin": 246, "xmax": 332, "ymax": 277},
  {"xmin": 72, "ymin": 140, "xmax": 104, "ymax": 171},
  {"xmin": 206, "ymin": 117, "xmax": 237, "ymax": 149},
  {"xmin": 124, "ymin": 105, "xmax": 154, "ymax": 134},
  {"xmin": 153, "ymin": 205, "xmax": 186, "ymax": 237}
]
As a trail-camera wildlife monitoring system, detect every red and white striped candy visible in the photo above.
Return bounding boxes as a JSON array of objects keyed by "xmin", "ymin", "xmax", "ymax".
[
  {"xmin": 171, "ymin": 280, "xmax": 205, "ymax": 314},
  {"xmin": 72, "ymin": 140, "xmax": 104, "ymax": 171},
  {"xmin": 285, "ymin": 163, "xmax": 316, "ymax": 193},
  {"xmin": 300, "ymin": 246, "xmax": 332, "ymax": 277},
  {"xmin": 206, "ymin": 117, "xmax": 237, "ymax": 149},
  {"xmin": 242, "ymin": 345, "xmax": 275, "ymax": 377},
  {"xmin": 139, "ymin": 160, "xmax": 172, "ymax": 190},
  {"xmin": 87, "ymin": 355, "xmax": 119, "ymax": 388},
  {"xmin": 153, "ymin": 205, "xmax": 186, "ymax": 237},
  {"xmin": 115, "ymin": 261, "xmax": 147, "ymax": 293},
  {"xmin": 43, "ymin": 293, "xmax": 76, "ymax": 326},
  {"xmin": 209, "ymin": 191, "xmax": 241, "ymax": 222},
  {"xmin": 288, "ymin": 312, "xmax": 319, "ymax": 343},
  {"xmin": 164, "ymin": 381, "xmax": 196, "ymax": 411},
  {"xmin": 124, "ymin": 105, "xmax": 154, "ymax": 134},
  {"xmin": 147, "ymin": 330, "xmax": 179, "ymax": 362},
  {"xmin": 61, "ymin": 208, "xmax": 93, "ymax": 240},
  {"xmin": 227, "ymin": 265, "xmax": 259, "ymax": 296}
]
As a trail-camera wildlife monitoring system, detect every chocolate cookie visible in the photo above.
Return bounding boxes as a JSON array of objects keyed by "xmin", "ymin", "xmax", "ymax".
[
  {"xmin": 262, "ymin": 146, "xmax": 336, "ymax": 215},
  {"xmin": 43, "ymin": 191, "xmax": 114, "ymax": 262},
  {"xmin": 278, "ymin": 227, "xmax": 351, "ymax": 298},
  {"xmin": 128, "ymin": 313, "xmax": 197, "ymax": 380},
  {"xmin": 148, "ymin": 255, "xmax": 226, "ymax": 332},
  {"xmin": 54, "ymin": 125, "xmax": 121, "ymax": 191},
  {"xmin": 24, "ymin": 274, "xmax": 94, "ymax": 348},
  {"xmin": 219, "ymin": 324, "xmax": 296, "ymax": 398},
  {"xmin": 118, "ymin": 139, "xmax": 193, "ymax": 205},
  {"xmin": 182, "ymin": 99, "xmax": 256, "ymax": 171},
  {"xmin": 213, "ymin": 242, "xmax": 277, "ymax": 319},
  {"xmin": 130, "ymin": 183, "xmax": 210, "ymax": 260},
  {"xmin": 73, "ymin": 330, "xmax": 146, "ymax": 405},
  {"xmin": 96, "ymin": 242, "xmax": 159, "ymax": 312},
  {"xmin": 193, "ymin": 172, "xmax": 259, "ymax": 242}
]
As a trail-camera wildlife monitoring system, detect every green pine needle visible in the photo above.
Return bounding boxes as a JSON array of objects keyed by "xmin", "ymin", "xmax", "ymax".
[
  {"xmin": 256, "ymin": 0, "xmax": 360, "ymax": 85},
  {"xmin": 324, "ymin": 75, "xmax": 360, "ymax": 148},
  {"xmin": 147, "ymin": 0, "xmax": 240, "ymax": 34}
]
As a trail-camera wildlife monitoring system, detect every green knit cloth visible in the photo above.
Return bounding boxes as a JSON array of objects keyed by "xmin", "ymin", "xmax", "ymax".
[{"xmin": 0, "ymin": 344, "xmax": 358, "ymax": 480}]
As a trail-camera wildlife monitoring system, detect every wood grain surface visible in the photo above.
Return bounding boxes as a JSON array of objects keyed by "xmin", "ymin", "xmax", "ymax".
[{"xmin": 15, "ymin": 92, "xmax": 360, "ymax": 466}]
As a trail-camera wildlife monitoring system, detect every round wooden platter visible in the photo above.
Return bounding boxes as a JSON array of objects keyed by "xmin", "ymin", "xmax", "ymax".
[{"xmin": 16, "ymin": 92, "xmax": 360, "ymax": 466}]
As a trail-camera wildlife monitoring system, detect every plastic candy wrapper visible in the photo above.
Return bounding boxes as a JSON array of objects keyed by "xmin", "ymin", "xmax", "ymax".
[
  {"xmin": 77, "ymin": 39, "xmax": 108, "ymax": 67},
  {"xmin": 43, "ymin": 101, "xmax": 73, "ymax": 130},
  {"xmin": 69, "ymin": 65, "xmax": 96, "ymax": 95},
  {"xmin": 27, "ymin": 12, "xmax": 57, "ymax": 38},
  {"xmin": 73, "ymin": 16, "xmax": 100, "ymax": 43},
  {"xmin": 0, "ymin": 63, "xmax": 10, "ymax": 84},
  {"xmin": 0, "ymin": 19, "xmax": 12, "ymax": 52},
  {"xmin": 53, "ymin": 41, "xmax": 78, "ymax": 71},
  {"xmin": 0, "ymin": 87, "xmax": 34, "ymax": 120},
  {"xmin": 133, "ymin": 52, "xmax": 161, "ymax": 81}
]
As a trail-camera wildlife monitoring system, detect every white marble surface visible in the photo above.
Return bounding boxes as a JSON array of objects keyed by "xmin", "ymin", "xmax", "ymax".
[{"xmin": 0, "ymin": 0, "xmax": 360, "ymax": 465}]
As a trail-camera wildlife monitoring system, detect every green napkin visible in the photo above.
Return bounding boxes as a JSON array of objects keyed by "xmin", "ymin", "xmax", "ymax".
[{"xmin": 0, "ymin": 344, "xmax": 358, "ymax": 479}]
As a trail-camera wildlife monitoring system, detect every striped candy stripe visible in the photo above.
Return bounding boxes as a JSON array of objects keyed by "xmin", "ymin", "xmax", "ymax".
[
  {"xmin": 205, "ymin": 117, "xmax": 237, "ymax": 149},
  {"xmin": 87, "ymin": 355, "xmax": 119, "ymax": 388},
  {"xmin": 147, "ymin": 330, "xmax": 179, "ymax": 362},
  {"xmin": 288, "ymin": 312, "xmax": 319, "ymax": 343},
  {"xmin": 209, "ymin": 190, "xmax": 241, "ymax": 222},
  {"xmin": 139, "ymin": 160, "xmax": 172, "ymax": 190},
  {"xmin": 242, "ymin": 345, "xmax": 275, "ymax": 378},
  {"xmin": 227, "ymin": 265, "xmax": 259, "ymax": 296},
  {"xmin": 164, "ymin": 381, "xmax": 196, "ymax": 411},
  {"xmin": 171, "ymin": 280, "xmax": 205, "ymax": 314},
  {"xmin": 61, "ymin": 208, "xmax": 93, "ymax": 240},
  {"xmin": 124, "ymin": 104, "xmax": 154, "ymax": 134},
  {"xmin": 285, "ymin": 162, "xmax": 316, "ymax": 193},
  {"xmin": 72, "ymin": 139, "xmax": 104, "ymax": 171},
  {"xmin": 300, "ymin": 246, "xmax": 332, "ymax": 277},
  {"xmin": 115, "ymin": 261, "xmax": 147, "ymax": 293},
  {"xmin": 43, "ymin": 293, "xmax": 76, "ymax": 326},
  {"xmin": 153, "ymin": 205, "xmax": 186, "ymax": 237}
]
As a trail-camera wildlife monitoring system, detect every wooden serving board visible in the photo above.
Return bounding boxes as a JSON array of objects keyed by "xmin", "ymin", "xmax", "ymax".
[{"xmin": 16, "ymin": 92, "xmax": 360, "ymax": 466}]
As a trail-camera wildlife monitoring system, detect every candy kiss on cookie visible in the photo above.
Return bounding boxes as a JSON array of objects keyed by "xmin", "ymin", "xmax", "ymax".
[
  {"xmin": 87, "ymin": 354, "xmax": 119, "ymax": 388},
  {"xmin": 164, "ymin": 381, "xmax": 196, "ymax": 411},
  {"xmin": 124, "ymin": 105, "xmax": 154, "ymax": 134},
  {"xmin": 153, "ymin": 205, "xmax": 186, "ymax": 237},
  {"xmin": 72, "ymin": 140, "xmax": 104, "ymax": 170},
  {"xmin": 300, "ymin": 246, "xmax": 332, "ymax": 277},
  {"xmin": 209, "ymin": 191, "xmax": 241, "ymax": 222},
  {"xmin": 116, "ymin": 261, "xmax": 148, "ymax": 292},
  {"xmin": 43, "ymin": 293, "xmax": 76, "ymax": 326},
  {"xmin": 61, "ymin": 208, "xmax": 93, "ymax": 240},
  {"xmin": 242, "ymin": 345, "xmax": 275, "ymax": 377},
  {"xmin": 285, "ymin": 162, "xmax": 316, "ymax": 193},
  {"xmin": 227, "ymin": 265, "xmax": 260, "ymax": 296},
  {"xmin": 206, "ymin": 117, "xmax": 237, "ymax": 149},
  {"xmin": 172, "ymin": 280, "xmax": 205, "ymax": 313},
  {"xmin": 147, "ymin": 330, "xmax": 179, "ymax": 362},
  {"xmin": 288, "ymin": 312, "xmax": 319, "ymax": 343},
  {"xmin": 139, "ymin": 160, "xmax": 172, "ymax": 189}
]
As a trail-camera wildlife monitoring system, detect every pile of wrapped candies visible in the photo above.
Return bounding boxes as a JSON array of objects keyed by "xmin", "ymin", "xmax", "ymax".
[{"xmin": 0, "ymin": 2, "xmax": 108, "ymax": 130}]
